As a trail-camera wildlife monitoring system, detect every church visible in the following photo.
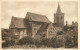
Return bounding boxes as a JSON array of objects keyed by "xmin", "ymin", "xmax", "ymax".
[
  {"xmin": 9, "ymin": 3, "xmax": 64, "ymax": 40},
  {"xmin": 54, "ymin": 3, "xmax": 64, "ymax": 27}
]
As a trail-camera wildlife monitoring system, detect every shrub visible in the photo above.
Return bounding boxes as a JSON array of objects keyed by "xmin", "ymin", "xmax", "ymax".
[
  {"xmin": 2, "ymin": 29, "xmax": 10, "ymax": 37},
  {"xmin": 33, "ymin": 38, "xmax": 41, "ymax": 47},
  {"xmin": 9, "ymin": 40, "xmax": 15, "ymax": 46},
  {"xmin": 73, "ymin": 36, "xmax": 78, "ymax": 46},
  {"xmin": 19, "ymin": 36, "xmax": 34, "ymax": 45},
  {"xmin": 57, "ymin": 31, "xmax": 64, "ymax": 35},
  {"xmin": 2, "ymin": 40, "xmax": 10, "ymax": 47},
  {"xmin": 19, "ymin": 37, "xmax": 27, "ymax": 45},
  {"xmin": 51, "ymin": 37, "xmax": 57, "ymax": 48},
  {"xmin": 56, "ymin": 35, "xmax": 65, "ymax": 48},
  {"xmin": 40, "ymin": 37, "xmax": 52, "ymax": 47},
  {"xmin": 33, "ymin": 35, "xmax": 42, "ymax": 47},
  {"xmin": 11, "ymin": 35, "xmax": 19, "ymax": 40},
  {"xmin": 63, "ymin": 26, "xmax": 69, "ymax": 31},
  {"xmin": 2, "ymin": 40, "xmax": 15, "ymax": 47},
  {"xmin": 65, "ymin": 38, "xmax": 74, "ymax": 48},
  {"xmin": 65, "ymin": 34, "xmax": 74, "ymax": 48}
]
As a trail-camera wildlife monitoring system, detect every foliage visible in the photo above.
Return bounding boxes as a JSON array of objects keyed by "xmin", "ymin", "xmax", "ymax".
[
  {"xmin": 73, "ymin": 36, "xmax": 78, "ymax": 47},
  {"xmin": 9, "ymin": 40, "xmax": 15, "ymax": 46},
  {"xmin": 40, "ymin": 37, "xmax": 52, "ymax": 47},
  {"xmin": 57, "ymin": 31, "xmax": 64, "ymax": 35},
  {"xmin": 18, "ymin": 36, "xmax": 34, "ymax": 45},
  {"xmin": 2, "ymin": 29, "xmax": 10, "ymax": 37},
  {"xmin": 2, "ymin": 40, "xmax": 15, "ymax": 47},
  {"xmin": 33, "ymin": 35, "xmax": 42, "ymax": 47},
  {"xmin": 2, "ymin": 40, "xmax": 10, "ymax": 47},
  {"xmin": 51, "ymin": 37, "xmax": 57, "ymax": 48},
  {"xmin": 11, "ymin": 35, "xmax": 19, "ymax": 40},
  {"xmin": 55, "ymin": 35, "xmax": 65, "ymax": 47},
  {"xmin": 63, "ymin": 26, "xmax": 69, "ymax": 31},
  {"xmin": 65, "ymin": 37, "xmax": 74, "ymax": 48}
]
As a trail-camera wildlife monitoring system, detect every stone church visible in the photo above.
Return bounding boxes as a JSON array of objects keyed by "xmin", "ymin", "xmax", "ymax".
[
  {"xmin": 9, "ymin": 12, "xmax": 51, "ymax": 40},
  {"xmin": 54, "ymin": 3, "xmax": 64, "ymax": 27},
  {"xmin": 9, "ymin": 3, "xmax": 63, "ymax": 40}
]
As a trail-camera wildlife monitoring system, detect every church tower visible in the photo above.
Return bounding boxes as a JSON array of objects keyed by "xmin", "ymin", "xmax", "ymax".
[{"xmin": 54, "ymin": 3, "xmax": 64, "ymax": 27}]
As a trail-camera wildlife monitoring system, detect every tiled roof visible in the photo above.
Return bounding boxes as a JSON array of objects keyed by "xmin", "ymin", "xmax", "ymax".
[
  {"xmin": 27, "ymin": 12, "xmax": 50, "ymax": 23},
  {"xmin": 37, "ymin": 22, "xmax": 54, "ymax": 33},
  {"xmin": 10, "ymin": 16, "xmax": 30, "ymax": 28},
  {"xmin": 37, "ymin": 23, "xmax": 49, "ymax": 33}
]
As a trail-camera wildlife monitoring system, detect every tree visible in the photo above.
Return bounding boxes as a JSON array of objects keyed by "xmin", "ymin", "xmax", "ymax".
[
  {"xmin": 57, "ymin": 31, "xmax": 64, "ymax": 35},
  {"xmin": 63, "ymin": 26, "xmax": 69, "ymax": 31},
  {"xmin": 19, "ymin": 36, "xmax": 34, "ymax": 45},
  {"xmin": 2, "ymin": 29, "xmax": 10, "ymax": 37}
]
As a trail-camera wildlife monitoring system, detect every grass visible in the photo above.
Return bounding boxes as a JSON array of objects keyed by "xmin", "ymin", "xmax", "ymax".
[
  {"xmin": 3, "ymin": 44, "xmax": 37, "ymax": 49},
  {"xmin": 3, "ymin": 44, "xmax": 78, "ymax": 49}
]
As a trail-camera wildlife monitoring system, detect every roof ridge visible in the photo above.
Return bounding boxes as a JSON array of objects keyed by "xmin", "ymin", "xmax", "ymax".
[
  {"xmin": 10, "ymin": 16, "xmax": 29, "ymax": 28},
  {"xmin": 27, "ymin": 12, "xmax": 46, "ymax": 17},
  {"xmin": 12, "ymin": 16, "xmax": 24, "ymax": 19},
  {"xmin": 27, "ymin": 12, "xmax": 50, "ymax": 23}
]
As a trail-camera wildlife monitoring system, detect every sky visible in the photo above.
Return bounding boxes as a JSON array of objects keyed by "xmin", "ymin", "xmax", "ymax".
[{"xmin": 1, "ymin": 1, "xmax": 78, "ymax": 28}]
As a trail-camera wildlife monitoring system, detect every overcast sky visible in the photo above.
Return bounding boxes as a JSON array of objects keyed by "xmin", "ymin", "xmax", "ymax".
[{"xmin": 1, "ymin": 1, "xmax": 78, "ymax": 28}]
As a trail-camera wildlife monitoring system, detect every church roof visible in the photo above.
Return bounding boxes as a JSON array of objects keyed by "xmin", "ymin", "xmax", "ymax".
[
  {"xmin": 9, "ymin": 16, "xmax": 30, "ymax": 28},
  {"xmin": 37, "ymin": 22, "xmax": 53, "ymax": 33},
  {"xmin": 37, "ymin": 23, "xmax": 49, "ymax": 33},
  {"xmin": 56, "ymin": 3, "xmax": 62, "ymax": 13},
  {"xmin": 27, "ymin": 12, "xmax": 50, "ymax": 23}
]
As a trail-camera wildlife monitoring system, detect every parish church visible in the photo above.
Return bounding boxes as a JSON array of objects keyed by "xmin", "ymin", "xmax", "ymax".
[{"xmin": 9, "ymin": 3, "xmax": 64, "ymax": 40}]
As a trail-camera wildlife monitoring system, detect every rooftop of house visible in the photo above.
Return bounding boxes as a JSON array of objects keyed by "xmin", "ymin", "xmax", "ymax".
[
  {"xmin": 9, "ymin": 16, "xmax": 30, "ymax": 28},
  {"xmin": 26, "ymin": 12, "xmax": 50, "ymax": 23},
  {"xmin": 9, "ymin": 12, "xmax": 52, "ymax": 31}
]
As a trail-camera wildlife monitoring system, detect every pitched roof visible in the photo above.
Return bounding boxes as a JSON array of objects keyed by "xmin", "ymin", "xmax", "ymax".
[
  {"xmin": 10, "ymin": 16, "xmax": 30, "ymax": 28},
  {"xmin": 46, "ymin": 22, "xmax": 53, "ymax": 28},
  {"xmin": 27, "ymin": 12, "xmax": 50, "ymax": 23},
  {"xmin": 37, "ymin": 22, "xmax": 54, "ymax": 33},
  {"xmin": 37, "ymin": 23, "xmax": 49, "ymax": 33}
]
